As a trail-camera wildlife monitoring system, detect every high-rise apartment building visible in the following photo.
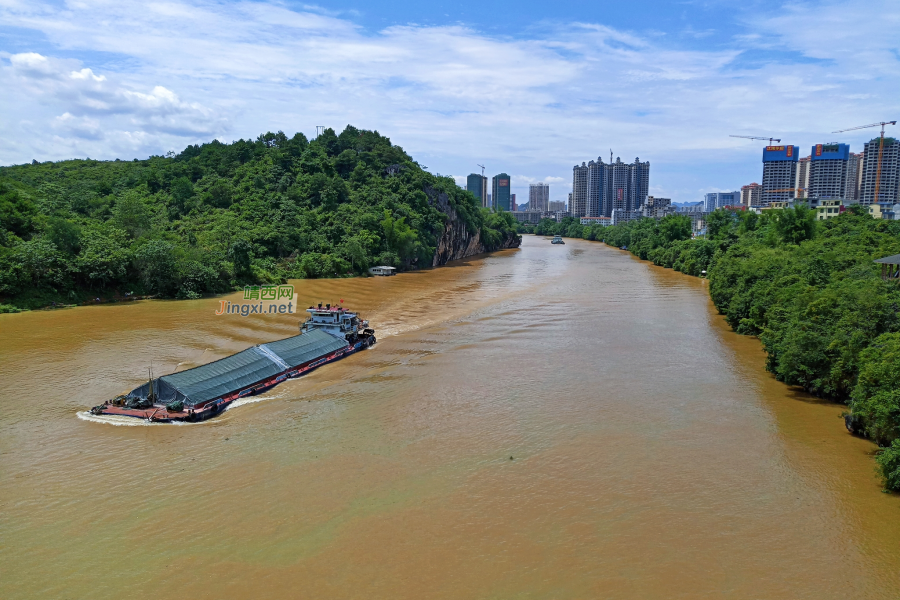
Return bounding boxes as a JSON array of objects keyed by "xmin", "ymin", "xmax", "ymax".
[
  {"xmin": 741, "ymin": 183, "xmax": 763, "ymax": 207},
  {"xmin": 795, "ymin": 156, "xmax": 810, "ymax": 198},
  {"xmin": 549, "ymin": 200, "xmax": 566, "ymax": 212},
  {"xmin": 511, "ymin": 194, "xmax": 517, "ymax": 211},
  {"xmin": 571, "ymin": 163, "xmax": 589, "ymax": 217},
  {"xmin": 466, "ymin": 174, "xmax": 488, "ymax": 208},
  {"xmin": 860, "ymin": 138, "xmax": 900, "ymax": 204},
  {"xmin": 704, "ymin": 191, "xmax": 741, "ymax": 211},
  {"xmin": 808, "ymin": 143, "xmax": 850, "ymax": 200},
  {"xmin": 587, "ymin": 159, "xmax": 605, "ymax": 217},
  {"xmin": 572, "ymin": 156, "xmax": 649, "ymax": 218},
  {"xmin": 528, "ymin": 183, "xmax": 550, "ymax": 212},
  {"xmin": 762, "ymin": 145, "xmax": 799, "ymax": 204},
  {"xmin": 492, "ymin": 173, "xmax": 511, "ymax": 211},
  {"xmin": 846, "ymin": 152, "xmax": 864, "ymax": 201}
]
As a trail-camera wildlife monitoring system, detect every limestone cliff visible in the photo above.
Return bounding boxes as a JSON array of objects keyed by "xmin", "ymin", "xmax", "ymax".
[{"xmin": 426, "ymin": 186, "xmax": 521, "ymax": 267}]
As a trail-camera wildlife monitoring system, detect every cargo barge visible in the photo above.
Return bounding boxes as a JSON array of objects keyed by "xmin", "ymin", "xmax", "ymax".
[{"xmin": 90, "ymin": 304, "xmax": 375, "ymax": 422}]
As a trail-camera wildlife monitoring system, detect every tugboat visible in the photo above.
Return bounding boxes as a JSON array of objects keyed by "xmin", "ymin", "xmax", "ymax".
[
  {"xmin": 89, "ymin": 303, "xmax": 375, "ymax": 422},
  {"xmin": 301, "ymin": 302, "xmax": 375, "ymax": 342},
  {"xmin": 551, "ymin": 234, "xmax": 565, "ymax": 244}
]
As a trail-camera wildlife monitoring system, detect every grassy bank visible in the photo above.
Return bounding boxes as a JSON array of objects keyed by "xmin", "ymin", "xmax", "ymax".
[{"xmin": 526, "ymin": 209, "xmax": 900, "ymax": 490}]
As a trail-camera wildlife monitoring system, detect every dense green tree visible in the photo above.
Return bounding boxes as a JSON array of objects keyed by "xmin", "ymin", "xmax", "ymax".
[
  {"xmin": 76, "ymin": 225, "xmax": 131, "ymax": 288},
  {"xmin": 658, "ymin": 214, "xmax": 692, "ymax": 244},
  {"xmin": 112, "ymin": 191, "xmax": 152, "ymax": 239},
  {"xmin": 47, "ymin": 218, "xmax": 81, "ymax": 254},
  {"xmin": 851, "ymin": 333, "xmax": 900, "ymax": 446},
  {"xmin": 773, "ymin": 206, "xmax": 816, "ymax": 245},
  {"xmin": 0, "ymin": 125, "xmax": 518, "ymax": 306},
  {"xmin": 134, "ymin": 240, "xmax": 178, "ymax": 295},
  {"xmin": 876, "ymin": 440, "xmax": 900, "ymax": 491}
]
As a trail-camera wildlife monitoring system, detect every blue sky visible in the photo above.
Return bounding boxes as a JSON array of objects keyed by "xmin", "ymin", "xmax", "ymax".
[{"xmin": 1, "ymin": 0, "xmax": 898, "ymax": 203}]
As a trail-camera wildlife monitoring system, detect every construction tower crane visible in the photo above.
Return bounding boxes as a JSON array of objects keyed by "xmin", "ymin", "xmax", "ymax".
[
  {"xmin": 730, "ymin": 135, "xmax": 782, "ymax": 145},
  {"xmin": 832, "ymin": 121, "xmax": 897, "ymax": 203}
]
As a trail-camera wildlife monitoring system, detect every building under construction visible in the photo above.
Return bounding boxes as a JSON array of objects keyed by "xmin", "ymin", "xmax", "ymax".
[
  {"xmin": 761, "ymin": 145, "xmax": 800, "ymax": 204},
  {"xmin": 860, "ymin": 137, "xmax": 899, "ymax": 204}
]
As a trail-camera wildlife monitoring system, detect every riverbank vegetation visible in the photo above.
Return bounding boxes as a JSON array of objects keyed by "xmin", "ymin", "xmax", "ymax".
[
  {"xmin": 533, "ymin": 208, "xmax": 900, "ymax": 490},
  {"xmin": 0, "ymin": 127, "xmax": 516, "ymax": 309}
]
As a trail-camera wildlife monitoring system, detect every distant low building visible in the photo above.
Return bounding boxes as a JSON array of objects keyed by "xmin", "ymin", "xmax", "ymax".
[
  {"xmin": 580, "ymin": 216, "xmax": 612, "ymax": 226},
  {"xmin": 549, "ymin": 200, "xmax": 566, "ymax": 212},
  {"xmin": 643, "ymin": 196, "xmax": 673, "ymax": 219},
  {"xmin": 815, "ymin": 199, "xmax": 843, "ymax": 220},
  {"xmin": 511, "ymin": 211, "xmax": 543, "ymax": 224},
  {"xmin": 868, "ymin": 202, "xmax": 900, "ymax": 220},
  {"xmin": 741, "ymin": 183, "xmax": 763, "ymax": 207},
  {"xmin": 704, "ymin": 191, "xmax": 741, "ymax": 212},
  {"xmin": 611, "ymin": 209, "xmax": 642, "ymax": 226}
]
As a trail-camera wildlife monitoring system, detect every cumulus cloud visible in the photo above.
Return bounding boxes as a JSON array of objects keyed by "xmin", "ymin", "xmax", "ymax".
[
  {"xmin": 0, "ymin": 0, "xmax": 897, "ymax": 201},
  {"xmin": 53, "ymin": 112, "xmax": 103, "ymax": 140},
  {"xmin": 1, "ymin": 49, "xmax": 227, "ymax": 157}
]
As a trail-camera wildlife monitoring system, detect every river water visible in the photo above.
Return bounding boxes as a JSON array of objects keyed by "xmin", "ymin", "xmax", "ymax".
[{"xmin": 1, "ymin": 235, "xmax": 898, "ymax": 599}]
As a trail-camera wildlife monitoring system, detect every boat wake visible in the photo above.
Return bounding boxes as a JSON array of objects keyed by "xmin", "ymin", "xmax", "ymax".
[
  {"xmin": 224, "ymin": 391, "xmax": 284, "ymax": 412},
  {"xmin": 75, "ymin": 411, "xmax": 201, "ymax": 426}
]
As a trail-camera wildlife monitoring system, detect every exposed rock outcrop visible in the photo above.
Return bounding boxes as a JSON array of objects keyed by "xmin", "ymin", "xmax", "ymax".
[{"xmin": 426, "ymin": 187, "xmax": 520, "ymax": 267}]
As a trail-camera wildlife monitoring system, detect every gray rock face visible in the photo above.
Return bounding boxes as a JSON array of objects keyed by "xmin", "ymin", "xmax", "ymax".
[{"xmin": 426, "ymin": 187, "xmax": 520, "ymax": 267}]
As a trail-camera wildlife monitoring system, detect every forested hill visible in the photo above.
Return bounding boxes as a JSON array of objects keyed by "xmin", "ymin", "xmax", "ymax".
[{"xmin": 0, "ymin": 126, "xmax": 519, "ymax": 309}]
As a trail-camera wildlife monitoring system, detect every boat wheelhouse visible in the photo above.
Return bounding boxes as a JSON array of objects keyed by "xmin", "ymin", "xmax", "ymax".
[{"xmin": 301, "ymin": 303, "xmax": 374, "ymax": 342}]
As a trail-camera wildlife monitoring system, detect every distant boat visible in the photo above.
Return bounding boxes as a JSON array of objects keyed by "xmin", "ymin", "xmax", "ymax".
[
  {"xmin": 368, "ymin": 266, "xmax": 396, "ymax": 276},
  {"xmin": 551, "ymin": 235, "xmax": 565, "ymax": 245}
]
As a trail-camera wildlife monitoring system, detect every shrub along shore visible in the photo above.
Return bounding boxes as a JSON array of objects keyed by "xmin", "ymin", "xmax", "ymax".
[
  {"xmin": 520, "ymin": 208, "xmax": 900, "ymax": 491},
  {"xmin": 0, "ymin": 126, "xmax": 517, "ymax": 310}
]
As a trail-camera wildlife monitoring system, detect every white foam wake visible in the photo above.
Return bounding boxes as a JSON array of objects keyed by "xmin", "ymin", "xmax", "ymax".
[
  {"xmin": 224, "ymin": 390, "xmax": 286, "ymax": 412},
  {"xmin": 75, "ymin": 411, "xmax": 201, "ymax": 426}
]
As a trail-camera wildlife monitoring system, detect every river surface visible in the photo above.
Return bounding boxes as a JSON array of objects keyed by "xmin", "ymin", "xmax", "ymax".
[{"xmin": 1, "ymin": 235, "xmax": 898, "ymax": 599}]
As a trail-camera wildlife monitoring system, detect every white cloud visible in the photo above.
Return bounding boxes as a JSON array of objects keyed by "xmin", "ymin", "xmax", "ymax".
[
  {"xmin": 0, "ymin": 0, "xmax": 897, "ymax": 202},
  {"xmin": 53, "ymin": 112, "xmax": 103, "ymax": 140},
  {"xmin": 70, "ymin": 68, "xmax": 105, "ymax": 82},
  {"xmin": 2, "ymin": 50, "xmax": 227, "ymax": 148}
]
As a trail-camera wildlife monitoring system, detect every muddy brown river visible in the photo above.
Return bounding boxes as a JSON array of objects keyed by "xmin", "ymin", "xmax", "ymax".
[{"xmin": 1, "ymin": 235, "xmax": 898, "ymax": 599}]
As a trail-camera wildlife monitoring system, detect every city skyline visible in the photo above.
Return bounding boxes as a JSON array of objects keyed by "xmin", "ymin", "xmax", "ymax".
[{"xmin": 1, "ymin": 0, "xmax": 896, "ymax": 204}]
